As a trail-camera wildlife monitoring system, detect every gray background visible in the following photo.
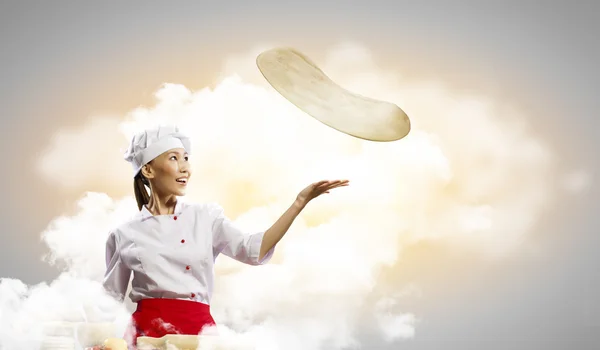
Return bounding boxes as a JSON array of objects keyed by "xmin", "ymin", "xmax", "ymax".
[{"xmin": 1, "ymin": 1, "xmax": 598, "ymax": 349}]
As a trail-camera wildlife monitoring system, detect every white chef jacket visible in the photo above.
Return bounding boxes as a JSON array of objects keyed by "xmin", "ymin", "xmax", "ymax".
[{"xmin": 102, "ymin": 200, "xmax": 275, "ymax": 305}]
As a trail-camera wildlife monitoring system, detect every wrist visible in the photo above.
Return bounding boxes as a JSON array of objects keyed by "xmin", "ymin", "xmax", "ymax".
[{"xmin": 293, "ymin": 198, "xmax": 307, "ymax": 211}]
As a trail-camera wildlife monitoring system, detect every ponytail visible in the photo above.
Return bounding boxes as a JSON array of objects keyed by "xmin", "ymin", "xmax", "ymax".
[{"xmin": 134, "ymin": 173, "xmax": 150, "ymax": 211}]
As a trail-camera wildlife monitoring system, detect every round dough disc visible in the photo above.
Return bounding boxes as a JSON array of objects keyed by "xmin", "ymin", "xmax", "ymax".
[{"xmin": 256, "ymin": 47, "xmax": 410, "ymax": 142}]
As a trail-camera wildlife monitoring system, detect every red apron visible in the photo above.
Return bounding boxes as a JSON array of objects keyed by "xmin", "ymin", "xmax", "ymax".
[{"xmin": 124, "ymin": 298, "xmax": 217, "ymax": 347}]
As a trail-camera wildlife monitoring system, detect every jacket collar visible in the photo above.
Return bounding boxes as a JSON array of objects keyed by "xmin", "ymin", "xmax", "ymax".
[{"xmin": 140, "ymin": 198, "xmax": 184, "ymax": 219}]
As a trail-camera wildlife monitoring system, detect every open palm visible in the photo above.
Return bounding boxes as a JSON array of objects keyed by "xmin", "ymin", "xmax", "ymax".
[{"xmin": 296, "ymin": 179, "xmax": 349, "ymax": 206}]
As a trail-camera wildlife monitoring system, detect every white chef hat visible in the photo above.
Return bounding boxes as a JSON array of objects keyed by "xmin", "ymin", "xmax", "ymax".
[{"xmin": 123, "ymin": 125, "xmax": 192, "ymax": 177}]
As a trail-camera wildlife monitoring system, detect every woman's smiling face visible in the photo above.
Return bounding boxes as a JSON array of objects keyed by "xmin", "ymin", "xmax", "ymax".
[{"xmin": 143, "ymin": 148, "xmax": 191, "ymax": 196}]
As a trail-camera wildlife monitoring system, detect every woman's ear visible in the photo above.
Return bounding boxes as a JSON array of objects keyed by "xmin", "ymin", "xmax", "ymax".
[{"xmin": 141, "ymin": 164, "xmax": 154, "ymax": 179}]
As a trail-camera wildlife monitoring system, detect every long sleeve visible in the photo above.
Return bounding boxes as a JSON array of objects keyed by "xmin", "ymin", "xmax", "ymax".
[
  {"xmin": 102, "ymin": 231, "xmax": 131, "ymax": 302},
  {"xmin": 210, "ymin": 203, "xmax": 275, "ymax": 265}
]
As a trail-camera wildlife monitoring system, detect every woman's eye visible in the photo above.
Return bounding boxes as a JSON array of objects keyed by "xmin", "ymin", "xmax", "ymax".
[{"xmin": 170, "ymin": 156, "xmax": 177, "ymax": 160}]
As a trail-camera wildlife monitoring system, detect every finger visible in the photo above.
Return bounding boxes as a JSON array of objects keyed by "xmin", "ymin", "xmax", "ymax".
[
  {"xmin": 317, "ymin": 179, "xmax": 348, "ymax": 187},
  {"xmin": 319, "ymin": 185, "xmax": 339, "ymax": 193},
  {"xmin": 329, "ymin": 180, "xmax": 349, "ymax": 187},
  {"xmin": 326, "ymin": 182, "xmax": 348, "ymax": 190},
  {"xmin": 329, "ymin": 179, "xmax": 347, "ymax": 184},
  {"xmin": 316, "ymin": 180, "xmax": 349, "ymax": 191}
]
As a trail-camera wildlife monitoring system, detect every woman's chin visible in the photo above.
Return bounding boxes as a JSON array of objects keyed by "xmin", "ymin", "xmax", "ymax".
[{"xmin": 174, "ymin": 188, "xmax": 188, "ymax": 196}]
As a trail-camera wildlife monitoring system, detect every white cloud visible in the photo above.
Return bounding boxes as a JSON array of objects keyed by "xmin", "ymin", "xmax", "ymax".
[
  {"xmin": 36, "ymin": 116, "xmax": 128, "ymax": 191},
  {"xmin": 8, "ymin": 42, "xmax": 565, "ymax": 349},
  {"xmin": 0, "ymin": 274, "xmax": 131, "ymax": 349},
  {"xmin": 41, "ymin": 192, "xmax": 139, "ymax": 281}
]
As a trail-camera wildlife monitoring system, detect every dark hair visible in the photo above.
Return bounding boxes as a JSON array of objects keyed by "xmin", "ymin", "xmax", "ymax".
[{"xmin": 134, "ymin": 172, "xmax": 150, "ymax": 211}]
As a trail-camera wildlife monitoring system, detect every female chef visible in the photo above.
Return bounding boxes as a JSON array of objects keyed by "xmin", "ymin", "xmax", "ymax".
[{"xmin": 102, "ymin": 125, "xmax": 348, "ymax": 347}]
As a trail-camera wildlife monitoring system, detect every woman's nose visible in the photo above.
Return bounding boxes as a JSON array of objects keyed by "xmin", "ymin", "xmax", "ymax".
[{"xmin": 180, "ymin": 161, "xmax": 190, "ymax": 173}]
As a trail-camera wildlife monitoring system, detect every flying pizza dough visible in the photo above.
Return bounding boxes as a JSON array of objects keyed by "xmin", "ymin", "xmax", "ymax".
[{"xmin": 256, "ymin": 47, "xmax": 411, "ymax": 142}]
